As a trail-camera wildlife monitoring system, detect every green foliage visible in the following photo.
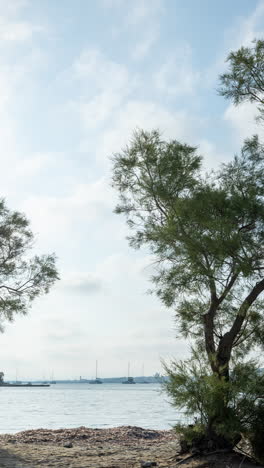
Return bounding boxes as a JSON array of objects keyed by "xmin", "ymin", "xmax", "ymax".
[
  {"xmin": 111, "ymin": 38, "xmax": 264, "ymax": 454},
  {"xmin": 248, "ymin": 402, "xmax": 264, "ymax": 464},
  {"xmin": 164, "ymin": 351, "xmax": 264, "ymax": 449},
  {"xmin": 219, "ymin": 39, "xmax": 264, "ymax": 121},
  {"xmin": 0, "ymin": 199, "xmax": 59, "ymax": 328},
  {"xmin": 112, "ymin": 129, "xmax": 264, "ymax": 356}
]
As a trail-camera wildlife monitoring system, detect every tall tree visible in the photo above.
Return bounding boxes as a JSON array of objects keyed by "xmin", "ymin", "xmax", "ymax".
[
  {"xmin": 111, "ymin": 39, "xmax": 264, "ymax": 451},
  {"xmin": 111, "ymin": 128, "xmax": 264, "ymax": 445},
  {"xmin": 112, "ymin": 128, "xmax": 264, "ymax": 374},
  {"xmin": 0, "ymin": 199, "xmax": 58, "ymax": 329}
]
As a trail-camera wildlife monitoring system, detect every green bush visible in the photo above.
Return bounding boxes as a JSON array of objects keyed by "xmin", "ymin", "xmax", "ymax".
[
  {"xmin": 248, "ymin": 402, "xmax": 264, "ymax": 464},
  {"xmin": 164, "ymin": 352, "xmax": 264, "ymax": 455}
]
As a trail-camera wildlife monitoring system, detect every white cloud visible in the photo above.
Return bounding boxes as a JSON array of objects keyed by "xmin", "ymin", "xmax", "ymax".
[
  {"xmin": 208, "ymin": 2, "xmax": 264, "ymax": 145},
  {"xmin": 14, "ymin": 152, "xmax": 55, "ymax": 178},
  {"xmin": 227, "ymin": 1, "xmax": 264, "ymax": 50},
  {"xmin": 207, "ymin": 1, "xmax": 264, "ymax": 85},
  {"xmin": 0, "ymin": 3, "xmax": 50, "ymax": 201},
  {"xmin": 0, "ymin": 0, "xmax": 43, "ymax": 43},
  {"xmin": 154, "ymin": 45, "xmax": 200, "ymax": 96},
  {"xmin": 101, "ymin": 0, "xmax": 125, "ymax": 7},
  {"xmin": 102, "ymin": 0, "xmax": 163, "ymax": 59},
  {"xmin": 22, "ymin": 176, "xmax": 116, "ymax": 238},
  {"xmin": 224, "ymin": 101, "xmax": 264, "ymax": 144},
  {"xmin": 92, "ymin": 99, "xmax": 203, "ymax": 164},
  {"xmin": 73, "ymin": 49, "xmax": 130, "ymax": 92},
  {"xmin": 58, "ymin": 272, "xmax": 103, "ymax": 295},
  {"xmin": 71, "ymin": 49, "xmax": 137, "ymax": 128},
  {"xmin": 75, "ymin": 90, "xmax": 124, "ymax": 129},
  {"xmin": 0, "ymin": 0, "xmax": 29, "ymax": 14},
  {"xmin": 198, "ymin": 139, "xmax": 230, "ymax": 169},
  {"xmin": 125, "ymin": 0, "xmax": 164, "ymax": 27},
  {"xmin": 0, "ymin": 19, "xmax": 42, "ymax": 42},
  {"xmin": 132, "ymin": 29, "xmax": 158, "ymax": 60}
]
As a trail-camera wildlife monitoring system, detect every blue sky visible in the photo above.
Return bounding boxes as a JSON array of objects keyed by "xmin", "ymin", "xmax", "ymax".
[{"xmin": 0, "ymin": 0, "xmax": 263, "ymax": 380}]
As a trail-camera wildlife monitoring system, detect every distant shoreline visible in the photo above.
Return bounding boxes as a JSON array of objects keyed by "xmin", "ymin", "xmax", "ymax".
[
  {"xmin": 0, "ymin": 383, "xmax": 50, "ymax": 387},
  {"xmin": 3, "ymin": 377, "xmax": 165, "ymax": 385}
]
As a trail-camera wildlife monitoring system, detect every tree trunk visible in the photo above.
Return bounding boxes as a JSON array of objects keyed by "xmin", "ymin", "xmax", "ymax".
[{"xmin": 203, "ymin": 330, "xmax": 236, "ymax": 450}]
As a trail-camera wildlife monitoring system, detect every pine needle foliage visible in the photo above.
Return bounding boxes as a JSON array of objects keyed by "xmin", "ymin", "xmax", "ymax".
[
  {"xmin": 111, "ymin": 39, "xmax": 264, "ymax": 452},
  {"xmin": 0, "ymin": 199, "xmax": 59, "ymax": 329}
]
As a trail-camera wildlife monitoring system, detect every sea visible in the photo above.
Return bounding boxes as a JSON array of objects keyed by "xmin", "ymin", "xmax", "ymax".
[{"xmin": 0, "ymin": 383, "xmax": 188, "ymax": 434}]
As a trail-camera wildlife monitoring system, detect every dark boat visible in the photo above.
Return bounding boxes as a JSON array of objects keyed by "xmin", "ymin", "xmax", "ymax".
[
  {"xmin": 89, "ymin": 378, "xmax": 103, "ymax": 384},
  {"xmin": 0, "ymin": 372, "xmax": 50, "ymax": 387},
  {"xmin": 122, "ymin": 376, "xmax": 136, "ymax": 384},
  {"xmin": 122, "ymin": 363, "xmax": 136, "ymax": 384},
  {"xmin": 89, "ymin": 361, "xmax": 103, "ymax": 384},
  {"xmin": 0, "ymin": 383, "xmax": 50, "ymax": 387}
]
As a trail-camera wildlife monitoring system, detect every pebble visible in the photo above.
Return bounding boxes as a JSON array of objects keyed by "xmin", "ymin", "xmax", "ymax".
[
  {"xmin": 141, "ymin": 462, "xmax": 158, "ymax": 467},
  {"xmin": 63, "ymin": 441, "xmax": 73, "ymax": 448}
]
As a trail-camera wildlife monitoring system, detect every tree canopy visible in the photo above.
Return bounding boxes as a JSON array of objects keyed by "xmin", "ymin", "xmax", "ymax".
[
  {"xmin": 111, "ymin": 39, "xmax": 264, "ymax": 454},
  {"xmin": 112, "ymin": 130, "xmax": 264, "ymax": 373},
  {"xmin": 219, "ymin": 39, "xmax": 264, "ymax": 120},
  {"xmin": 0, "ymin": 199, "xmax": 58, "ymax": 329}
]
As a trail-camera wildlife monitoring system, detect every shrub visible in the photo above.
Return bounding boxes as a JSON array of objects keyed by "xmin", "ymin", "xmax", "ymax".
[{"xmin": 164, "ymin": 351, "xmax": 264, "ymax": 455}]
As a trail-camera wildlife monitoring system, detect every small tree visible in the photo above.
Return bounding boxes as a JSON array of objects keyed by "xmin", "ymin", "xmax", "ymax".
[{"xmin": 0, "ymin": 199, "xmax": 58, "ymax": 329}]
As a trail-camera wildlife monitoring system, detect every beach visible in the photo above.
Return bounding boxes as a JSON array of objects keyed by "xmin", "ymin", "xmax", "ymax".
[
  {"xmin": 0, "ymin": 426, "xmax": 177, "ymax": 467},
  {"xmin": 0, "ymin": 426, "xmax": 262, "ymax": 468}
]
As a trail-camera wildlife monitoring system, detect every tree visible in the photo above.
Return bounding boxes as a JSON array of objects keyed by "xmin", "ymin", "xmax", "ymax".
[
  {"xmin": 111, "ymin": 126, "xmax": 264, "ymax": 446},
  {"xmin": 111, "ymin": 39, "xmax": 264, "ymax": 451},
  {"xmin": 219, "ymin": 39, "xmax": 264, "ymax": 121},
  {"xmin": 112, "ymin": 127, "xmax": 264, "ymax": 367},
  {"xmin": 0, "ymin": 199, "xmax": 58, "ymax": 329}
]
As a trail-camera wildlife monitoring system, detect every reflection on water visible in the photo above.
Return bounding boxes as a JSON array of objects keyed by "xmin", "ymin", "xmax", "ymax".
[{"xmin": 0, "ymin": 383, "xmax": 187, "ymax": 433}]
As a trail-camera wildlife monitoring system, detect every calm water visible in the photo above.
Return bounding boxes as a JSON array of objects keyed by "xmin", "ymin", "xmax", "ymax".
[{"xmin": 0, "ymin": 383, "xmax": 186, "ymax": 434}]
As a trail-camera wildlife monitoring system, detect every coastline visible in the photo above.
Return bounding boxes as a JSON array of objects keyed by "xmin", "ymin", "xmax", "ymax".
[{"xmin": 0, "ymin": 426, "xmax": 262, "ymax": 467}]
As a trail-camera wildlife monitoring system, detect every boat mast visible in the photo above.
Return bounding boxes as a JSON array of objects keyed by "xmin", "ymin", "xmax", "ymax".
[
  {"xmin": 96, "ymin": 360, "xmax": 98, "ymax": 379},
  {"xmin": 128, "ymin": 362, "xmax": 130, "ymax": 379}
]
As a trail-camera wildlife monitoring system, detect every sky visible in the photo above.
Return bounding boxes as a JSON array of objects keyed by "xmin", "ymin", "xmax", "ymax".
[{"xmin": 0, "ymin": 0, "xmax": 263, "ymax": 381}]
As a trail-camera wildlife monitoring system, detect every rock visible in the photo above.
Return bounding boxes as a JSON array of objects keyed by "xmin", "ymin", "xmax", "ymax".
[
  {"xmin": 63, "ymin": 442, "xmax": 73, "ymax": 448},
  {"xmin": 140, "ymin": 462, "xmax": 158, "ymax": 467}
]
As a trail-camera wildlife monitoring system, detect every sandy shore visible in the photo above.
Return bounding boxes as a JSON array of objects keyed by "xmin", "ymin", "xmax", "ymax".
[
  {"xmin": 0, "ymin": 426, "xmax": 262, "ymax": 468},
  {"xmin": 0, "ymin": 426, "xmax": 178, "ymax": 467}
]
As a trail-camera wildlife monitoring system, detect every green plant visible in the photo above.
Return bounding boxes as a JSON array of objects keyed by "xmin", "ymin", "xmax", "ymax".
[{"xmin": 164, "ymin": 351, "xmax": 264, "ymax": 452}]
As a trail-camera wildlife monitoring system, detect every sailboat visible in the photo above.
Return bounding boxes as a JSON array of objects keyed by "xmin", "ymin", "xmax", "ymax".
[
  {"xmin": 140, "ymin": 364, "xmax": 149, "ymax": 384},
  {"xmin": 122, "ymin": 362, "xmax": 136, "ymax": 384},
  {"xmin": 89, "ymin": 361, "xmax": 103, "ymax": 384},
  {"xmin": 50, "ymin": 371, "xmax": 56, "ymax": 384}
]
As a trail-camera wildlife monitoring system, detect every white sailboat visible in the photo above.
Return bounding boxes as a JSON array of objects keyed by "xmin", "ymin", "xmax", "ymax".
[
  {"xmin": 89, "ymin": 360, "xmax": 103, "ymax": 384},
  {"xmin": 140, "ymin": 364, "xmax": 149, "ymax": 384},
  {"xmin": 122, "ymin": 362, "xmax": 136, "ymax": 384}
]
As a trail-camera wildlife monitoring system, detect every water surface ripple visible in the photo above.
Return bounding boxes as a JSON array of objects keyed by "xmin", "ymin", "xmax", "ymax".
[{"xmin": 0, "ymin": 383, "xmax": 186, "ymax": 433}]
